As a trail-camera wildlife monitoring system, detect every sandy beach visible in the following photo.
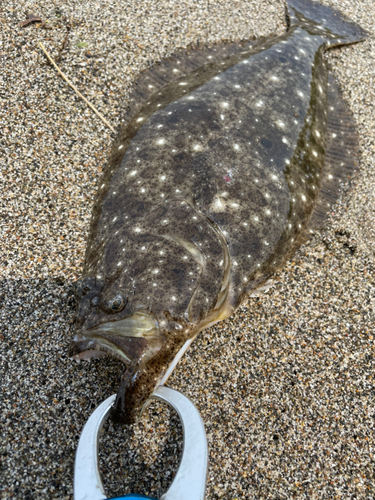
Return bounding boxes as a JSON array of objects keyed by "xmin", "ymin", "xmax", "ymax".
[{"xmin": 1, "ymin": 0, "xmax": 374, "ymax": 498}]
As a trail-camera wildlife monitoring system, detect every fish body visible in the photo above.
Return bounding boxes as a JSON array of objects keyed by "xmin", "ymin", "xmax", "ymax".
[{"xmin": 69, "ymin": 0, "xmax": 367, "ymax": 422}]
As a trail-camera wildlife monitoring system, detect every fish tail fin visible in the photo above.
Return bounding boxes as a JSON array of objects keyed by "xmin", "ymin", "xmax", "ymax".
[{"xmin": 286, "ymin": 0, "xmax": 368, "ymax": 45}]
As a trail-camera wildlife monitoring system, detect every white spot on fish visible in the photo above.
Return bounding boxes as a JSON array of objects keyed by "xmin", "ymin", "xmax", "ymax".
[{"xmin": 211, "ymin": 195, "xmax": 225, "ymax": 211}]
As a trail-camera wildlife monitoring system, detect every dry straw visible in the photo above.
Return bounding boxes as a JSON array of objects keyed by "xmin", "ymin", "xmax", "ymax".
[{"xmin": 38, "ymin": 41, "xmax": 116, "ymax": 134}]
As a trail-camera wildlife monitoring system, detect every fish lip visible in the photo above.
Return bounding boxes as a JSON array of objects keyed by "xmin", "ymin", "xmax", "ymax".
[
  {"xmin": 68, "ymin": 336, "xmax": 132, "ymax": 365},
  {"xmin": 69, "ymin": 312, "xmax": 160, "ymax": 365},
  {"xmin": 68, "ymin": 338, "xmax": 112, "ymax": 362}
]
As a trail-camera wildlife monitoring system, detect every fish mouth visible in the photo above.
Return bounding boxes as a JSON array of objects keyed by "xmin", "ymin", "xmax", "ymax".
[{"xmin": 68, "ymin": 311, "xmax": 162, "ymax": 366}]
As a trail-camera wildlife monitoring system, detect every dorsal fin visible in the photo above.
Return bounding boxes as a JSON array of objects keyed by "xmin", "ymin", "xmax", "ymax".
[
  {"xmin": 109, "ymin": 39, "xmax": 267, "ymax": 167},
  {"xmin": 122, "ymin": 40, "xmax": 258, "ymax": 127}
]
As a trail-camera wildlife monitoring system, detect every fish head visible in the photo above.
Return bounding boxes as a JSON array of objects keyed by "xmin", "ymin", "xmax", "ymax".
[
  {"xmin": 69, "ymin": 272, "xmax": 166, "ymax": 367},
  {"xmin": 68, "ymin": 202, "xmax": 231, "ymax": 422}
]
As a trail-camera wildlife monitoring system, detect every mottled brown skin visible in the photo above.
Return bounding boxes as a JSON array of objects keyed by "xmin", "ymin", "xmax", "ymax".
[{"xmin": 68, "ymin": 0, "xmax": 367, "ymax": 423}]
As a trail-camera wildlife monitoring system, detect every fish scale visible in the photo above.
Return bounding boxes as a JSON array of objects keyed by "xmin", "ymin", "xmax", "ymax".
[{"xmin": 69, "ymin": 0, "xmax": 367, "ymax": 423}]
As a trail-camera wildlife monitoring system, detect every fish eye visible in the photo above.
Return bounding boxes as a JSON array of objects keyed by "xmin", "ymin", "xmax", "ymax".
[
  {"xmin": 91, "ymin": 296, "xmax": 100, "ymax": 306},
  {"xmin": 104, "ymin": 293, "xmax": 126, "ymax": 313}
]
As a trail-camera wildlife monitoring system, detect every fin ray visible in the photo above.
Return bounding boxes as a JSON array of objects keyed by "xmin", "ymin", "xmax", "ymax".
[{"xmin": 303, "ymin": 73, "xmax": 360, "ymax": 236}]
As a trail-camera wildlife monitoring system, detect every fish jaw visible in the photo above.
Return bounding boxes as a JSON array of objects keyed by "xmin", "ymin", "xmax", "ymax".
[
  {"xmin": 68, "ymin": 312, "xmax": 163, "ymax": 367},
  {"xmin": 110, "ymin": 293, "xmax": 235, "ymax": 424},
  {"xmin": 110, "ymin": 326, "xmax": 190, "ymax": 424},
  {"xmin": 110, "ymin": 301, "xmax": 235, "ymax": 424},
  {"xmin": 68, "ymin": 311, "xmax": 194, "ymax": 423}
]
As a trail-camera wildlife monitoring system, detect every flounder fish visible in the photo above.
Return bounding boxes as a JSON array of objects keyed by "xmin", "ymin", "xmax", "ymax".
[{"xmin": 69, "ymin": 0, "xmax": 367, "ymax": 423}]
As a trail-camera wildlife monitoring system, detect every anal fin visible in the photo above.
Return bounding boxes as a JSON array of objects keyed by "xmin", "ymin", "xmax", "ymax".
[{"xmin": 303, "ymin": 73, "xmax": 359, "ymax": 237}]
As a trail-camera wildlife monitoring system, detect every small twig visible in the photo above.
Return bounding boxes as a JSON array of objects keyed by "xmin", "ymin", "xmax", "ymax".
[
  {"xmin": 38, "ymin": 41, "xmax": 115, "ymax": 133},
  {"xmin": 19, "ymin": 13, "xmax": 52, "ymax": 29},
  {"xmin": 56, "ymin": 22, "xmax": 71, "ymax": 62},
  {"xmin": 19, "ymin": 14, "xmax": 43, "ymax": 27}
]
